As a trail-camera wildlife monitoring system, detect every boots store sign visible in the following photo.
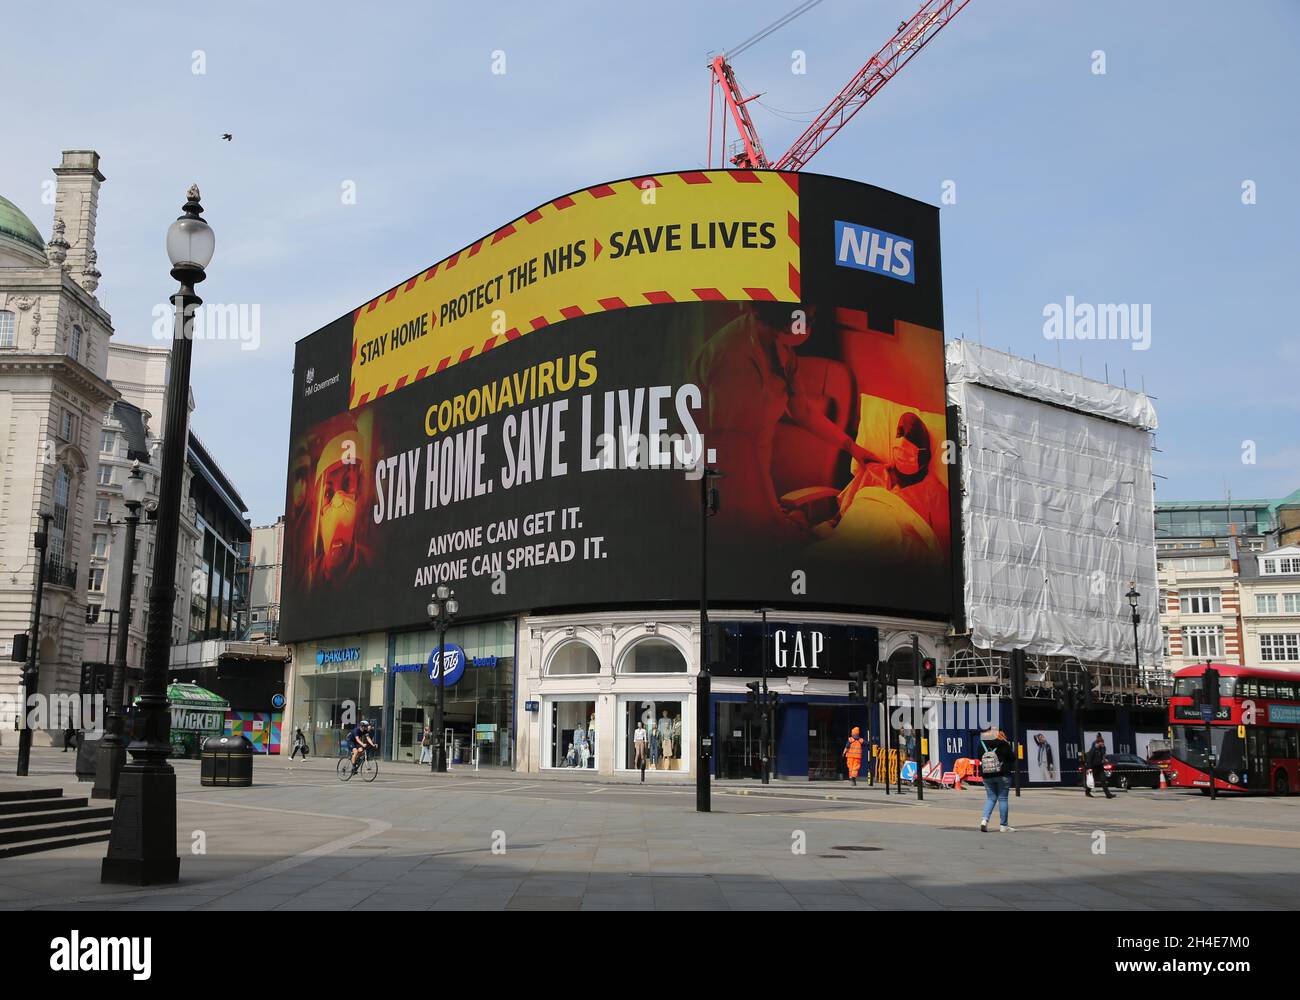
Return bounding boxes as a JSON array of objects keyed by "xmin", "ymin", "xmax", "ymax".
[{"xmin": 711, "ymin": 622, "xmax": 879, "ymax": 678}]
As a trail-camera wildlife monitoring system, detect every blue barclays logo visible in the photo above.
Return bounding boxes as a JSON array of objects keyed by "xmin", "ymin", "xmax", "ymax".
[
  {"xmin": 834, "ymin": 221, "xmax": 914, "ymax": 284},
  {"xmin": 317, "ymin": 647, "xmax": 360, "ymax": 665}
]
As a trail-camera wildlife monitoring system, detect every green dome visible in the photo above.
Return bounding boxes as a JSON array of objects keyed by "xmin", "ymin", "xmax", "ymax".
[{"xmin": 0, "ymin": 194, "xmax": 47, "ymax": 256}]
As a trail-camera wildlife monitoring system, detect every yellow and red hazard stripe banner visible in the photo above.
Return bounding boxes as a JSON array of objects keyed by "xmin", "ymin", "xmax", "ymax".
[{"xmin": 349, "ymin": 170, "xmax": 801, "ymax": 408}]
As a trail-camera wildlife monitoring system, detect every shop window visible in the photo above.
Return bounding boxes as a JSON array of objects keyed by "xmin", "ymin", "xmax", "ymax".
[
  {"xmin": 624, "ymin": 699, "xmax": 684, "ymax": 771},
  {"xmin": 549, "ymin": 700, "xmax": 597, "ymax": 768},
  {"xmin": 619, "ymin": 637, "xmax": 688, "ymax": 673},
  {"xmin": 547, "ymin": 640, "xmax": 600, "ymax": 675}
]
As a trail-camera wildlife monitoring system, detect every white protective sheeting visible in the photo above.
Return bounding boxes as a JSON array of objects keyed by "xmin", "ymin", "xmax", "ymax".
[{"xmin": 947, "ymin": 341, "xmax": 1161, "ymax": 664}]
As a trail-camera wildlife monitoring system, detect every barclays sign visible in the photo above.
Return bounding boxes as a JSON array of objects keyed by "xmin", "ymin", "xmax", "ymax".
[{"xmin": 317, "ymin": 647, "xmax": 361, "ymax": 666}]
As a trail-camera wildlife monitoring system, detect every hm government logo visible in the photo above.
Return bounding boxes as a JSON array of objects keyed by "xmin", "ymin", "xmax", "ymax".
[
  {"xmin": 304, "ymin": 366, "xmax": 340, "ymax": 397},
  {"xmin": 50, "ymin": 931, "xmax": 151, "ymax": 980},
  {"xmin": 834, "ymin": 220, "xmax": 915, "ymax": 284}
]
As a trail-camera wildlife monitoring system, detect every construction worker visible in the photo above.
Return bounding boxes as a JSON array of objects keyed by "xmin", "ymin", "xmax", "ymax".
[{"xmin": 843, "ymin": 726, "xmax": 865, "ymax": 786}]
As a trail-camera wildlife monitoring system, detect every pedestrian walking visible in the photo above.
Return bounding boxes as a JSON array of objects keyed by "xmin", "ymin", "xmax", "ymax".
[
  {"xmin": 290, "ymin": 727, "xmax": 309, "ymax": 761},
  {"xmin": 1084, "ymin": 732, "xmax": 1115, "ymax": 798},
  {"xmin": 419, "ymin": 726, "xmax": 433, "ymax": 765},
  {"xmin": 978, "ymin": 729, "xmax": 1015, "ymax": 832},
  {"xmin": 843, "ymin": 726, "xmax": 865, "ymax": 785},
  {"xmin": 63, "ymin": 724, "xmax": 77, "ymax": 752}
]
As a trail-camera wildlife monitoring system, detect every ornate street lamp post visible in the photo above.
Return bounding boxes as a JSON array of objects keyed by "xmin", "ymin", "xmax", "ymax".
[
  {"xmin": 102, "ymin": 187, "xmax": 213, "ymax": 885},
  {"xmin": 93, "ymin": 462, "xmax": 148, "ymax": 799},
  {"xmin": 426, "ymin": 585, "xmax": 459, "ymax": 773},
  {"xmin": 1126, "ymin": 582, "xmax": 1142, "ymax": 689}
]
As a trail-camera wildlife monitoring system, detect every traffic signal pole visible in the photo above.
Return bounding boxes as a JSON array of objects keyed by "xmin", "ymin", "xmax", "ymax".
[{"xmin": 912, "ymin": 633, "xmax": 923, "ymax": 801}]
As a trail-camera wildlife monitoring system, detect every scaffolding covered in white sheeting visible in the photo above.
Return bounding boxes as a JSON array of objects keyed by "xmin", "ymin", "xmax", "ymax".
[{"xmin": 947, "ymin": 341, "xmax": 1162, "ymax": 668}]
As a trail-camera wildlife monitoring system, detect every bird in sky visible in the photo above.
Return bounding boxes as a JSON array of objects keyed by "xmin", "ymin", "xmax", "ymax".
[{"xmin": 220, "ymin": 133, "xmax": 233, "ymax": 141}]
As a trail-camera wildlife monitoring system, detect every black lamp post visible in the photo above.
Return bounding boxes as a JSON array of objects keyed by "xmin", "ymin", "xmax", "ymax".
[
  {"xmin": 102, "ymin": 186, "xmax": 214, "ymax": 885},
  {"xmin": 16, "ymin": 513, "xmax": 52, "ymax": 777},
  {"xmin": 757, "ymin": 606, "xmax": 774, "ymax": 785},
  {"xmin": 94, "ymin": 462, "xmax": 147, "ymax": 799},
  {"xmin": 426, "ymin": 584, "xmax": 459, "ymax": 773},
  {"xmin": 696, "ymin": 467, "xmax": 722, "ymax": 813},
  {"xmin": 1126, "ymin": 582, "xmax": 1142, "ymax": 689}
]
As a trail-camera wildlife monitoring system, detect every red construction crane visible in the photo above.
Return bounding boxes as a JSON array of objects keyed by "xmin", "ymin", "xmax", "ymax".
[{"xmin": 709, "ymin": 0, "xmax": 972, "ymax": 171}]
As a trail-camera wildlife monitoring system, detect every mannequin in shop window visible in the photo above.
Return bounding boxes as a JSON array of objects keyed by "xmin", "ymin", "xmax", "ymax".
[
  {"xmin": 575, "ymin": 719, "xmax": 589, "ymax": 768},
  {"xmin": 588, "ymin": 714, "xmax": 597, "ymax": 767},
  {"xmin": 564, "ymin": 742, "xmax": 577, "ymax": 767},
  {"xmin": 672, "ymin": 714, "xmax": 683, "ymax": 770},
  {"xmin": 633, "ymin": 720, "xmax": 648, "ymax": 772},
  {"xmin": 659, "ymin": 710, "xmax": 673, "ymax": 769}
]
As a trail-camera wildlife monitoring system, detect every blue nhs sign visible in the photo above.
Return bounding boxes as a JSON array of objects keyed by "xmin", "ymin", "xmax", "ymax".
[{"xmin": 834, "ymin": 221, "xmax": 915, "ymax": 284}]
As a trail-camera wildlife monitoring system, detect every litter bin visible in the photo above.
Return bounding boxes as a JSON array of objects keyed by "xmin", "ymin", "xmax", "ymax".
[{"xmin": 201, "ymin": 735, "xmax": 254, "ymax": 787}]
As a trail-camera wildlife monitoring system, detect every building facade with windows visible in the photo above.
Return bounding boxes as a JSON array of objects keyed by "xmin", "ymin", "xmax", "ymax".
[
  {"xmin": 1238, "ymin": 546, "xmax": 1300, "ymax": 670},
  {"xmin": 1154, "ymin": 492, "xmax": 1300, "ymax": 672},
  {"xmin": 247, "ymin": 517, "xmax": 285, "ymax": 640},
  {"xmin": 0, "ymin": 151, "xmax": 121, "ymax": 744},
  {"xmin": 1157, "ymin": 548, "xmax": 1240, "ymax": 670}
]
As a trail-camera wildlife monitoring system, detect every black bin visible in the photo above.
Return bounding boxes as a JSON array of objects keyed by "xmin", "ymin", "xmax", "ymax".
[{"xmin": 201, "ymin": 735, "xmax": 254, "ymax": 787}]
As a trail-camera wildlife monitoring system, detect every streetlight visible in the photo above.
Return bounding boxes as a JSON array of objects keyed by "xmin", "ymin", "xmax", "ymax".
[
  {"xmin": 15, "ymin": 513, "xmax": 52, "ymax": 777},
  {"xmin": 94, "ymin": 462, "xmax": 147, "ymax": 800},
  {"xmin": 696, "ymin": 466, "xmax": 722, "ymax": 813},
  {"xmin": 426, "ymin": 584, "xmax": 459, "ymax": 773},
  {"xmin": 757, "ymin": 607, "xmax": 774, "ymax": 785},
  {"xmin": 102, "ymin": 186, "xmax": 213, "ymax": 886},
  {"xmin": 1126, "ymin": 582, "xmax": 1142, "ymax": 689}
]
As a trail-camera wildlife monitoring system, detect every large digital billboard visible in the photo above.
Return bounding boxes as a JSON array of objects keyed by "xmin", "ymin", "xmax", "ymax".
[{"xmin": 281, "ymin": 171, "xmax": 950, "ymax": 642}]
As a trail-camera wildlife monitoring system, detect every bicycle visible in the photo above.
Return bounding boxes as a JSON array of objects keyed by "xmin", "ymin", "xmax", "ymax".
[{"xmin": 337, "ymin": 744, "xmax": 379, "ymax": 783}]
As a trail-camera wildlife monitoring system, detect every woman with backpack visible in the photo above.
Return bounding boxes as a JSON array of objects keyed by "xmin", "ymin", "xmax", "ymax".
[{"xmin": 979, "ymin": 729, "xmax": 1016, "ymax": 833}]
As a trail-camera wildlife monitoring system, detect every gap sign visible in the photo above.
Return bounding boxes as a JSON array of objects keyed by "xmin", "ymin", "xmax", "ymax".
[{"xmin": 834, "ymin": 220, "xmax": 915, "ymax": 284}]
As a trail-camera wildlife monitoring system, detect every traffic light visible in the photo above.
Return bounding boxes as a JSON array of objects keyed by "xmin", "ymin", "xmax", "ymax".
[
  {"xmin": 1078, "ymin": 678, "xmax": 1093, "ymax": 711},
  {"xmin": 848, "ymin": 670, "xmax": 865, "ymax": 701},
  {"xmin": 10, "ymin": 632, "xmax": 28, "ymax": 663},
  {"xmin": 1203, "ymin": 666, "xmax": 1221, "ymax": 707},
  {"xmin": 920, "ymin": 657, "xmax": 937, "ymax": 688},
  {"xmin": 745, "ymin": 681, "xmax": 761, "ymax": 708},
  {"xmin": 1009, "ymin": 648, "xmax": 1026, "ymax": 701},
  {"xmin": 873, "ymin": 665, "xmax": 889, "ymax": 705}
]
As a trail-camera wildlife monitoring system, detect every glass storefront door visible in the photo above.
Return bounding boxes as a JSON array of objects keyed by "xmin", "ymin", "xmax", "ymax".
[
  {"xmin": 807, "ymin": 704, "xmax": 869, "ymax": 780},
  {"xmin": 716, "ymin": 701, "xmax": 765, "ymax": 779}
]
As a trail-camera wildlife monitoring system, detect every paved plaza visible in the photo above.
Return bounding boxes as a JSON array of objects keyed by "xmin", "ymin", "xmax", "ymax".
[{"xmin": 3, "ymin": 747, "xmax": 1299, "ymax": 910}]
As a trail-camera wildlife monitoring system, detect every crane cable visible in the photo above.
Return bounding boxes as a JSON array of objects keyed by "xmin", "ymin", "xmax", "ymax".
[{"xmin": 724, "ymin": 0, "xmax": 826, "ymax": 60}]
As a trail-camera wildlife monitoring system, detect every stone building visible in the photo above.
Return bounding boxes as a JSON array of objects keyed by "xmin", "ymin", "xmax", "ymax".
[{"xmin": 1, "ymin": 151, "xmax": 119, "ymax": 743}]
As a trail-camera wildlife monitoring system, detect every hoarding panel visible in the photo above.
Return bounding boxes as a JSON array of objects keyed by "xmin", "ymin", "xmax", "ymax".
[{"xmin": 281, "ymin": 172, "xmax": 949, "ymax": 641}]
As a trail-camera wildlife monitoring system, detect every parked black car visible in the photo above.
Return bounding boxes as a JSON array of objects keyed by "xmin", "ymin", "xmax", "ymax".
[{"xmin": 1103, "ymin": 753, "xmax": 1162, "ymax": 790}]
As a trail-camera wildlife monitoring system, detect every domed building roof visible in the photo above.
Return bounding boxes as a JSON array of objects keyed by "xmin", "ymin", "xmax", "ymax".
[{"xmin": 0, "ymin": 193, "xmax": 48, "ymax": 265}]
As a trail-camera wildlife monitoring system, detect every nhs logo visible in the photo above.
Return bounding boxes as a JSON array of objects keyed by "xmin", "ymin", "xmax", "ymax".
[{"xmin": 834, "ymin": 221, "xmax": 915, "ymax": 284}]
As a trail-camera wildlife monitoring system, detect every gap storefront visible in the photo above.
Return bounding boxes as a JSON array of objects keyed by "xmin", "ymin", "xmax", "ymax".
[{"xmin": 289, "ymin": 620, "xmax": 516, "ymax": 765}]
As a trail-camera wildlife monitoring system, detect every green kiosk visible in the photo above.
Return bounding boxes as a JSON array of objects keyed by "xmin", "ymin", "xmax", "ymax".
[{"xmin": 133, "ymin": 683, "xmax": 230, "ymax": 759}]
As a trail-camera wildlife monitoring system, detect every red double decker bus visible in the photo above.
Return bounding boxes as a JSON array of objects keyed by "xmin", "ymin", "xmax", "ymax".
[{"xmin": 1167, "ymin": 663, "xmax": 1300, "ymax": 795}]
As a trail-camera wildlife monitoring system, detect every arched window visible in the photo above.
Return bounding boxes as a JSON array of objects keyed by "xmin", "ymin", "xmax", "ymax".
[
  {"xmin": 0, "ymin": 310, "xmax": 15, "ymax": 348},
  {"xmin": 69, "ymin": 324, "xmax": 83, "ymax": 361},
  {"xmin": 49, "ymin": 465, "xmax": 72, "ymax": 573},
  {"xmin": 547, "ymin": 640, "xmax": 601, "ymax": 675},
  {"xmin": 619, "ymin": 637, "xmax": 688, "ymax": 674}
]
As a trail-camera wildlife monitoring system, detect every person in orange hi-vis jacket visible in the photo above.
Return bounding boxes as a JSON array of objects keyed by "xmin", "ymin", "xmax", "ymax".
[{"xmin": 843, "ymin": 727, "xmax": 865, "ymax": 786}]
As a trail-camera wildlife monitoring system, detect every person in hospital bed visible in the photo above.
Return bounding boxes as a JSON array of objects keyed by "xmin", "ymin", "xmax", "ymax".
[{"xmin": 817, "ymin": 411, "xmax": 950, "ymax": 564}]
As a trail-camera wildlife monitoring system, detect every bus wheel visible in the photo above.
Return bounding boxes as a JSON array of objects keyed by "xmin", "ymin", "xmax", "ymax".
[{"xmin": 1274, "ymin": 772, "xmax": 1290, "ymax": 796}]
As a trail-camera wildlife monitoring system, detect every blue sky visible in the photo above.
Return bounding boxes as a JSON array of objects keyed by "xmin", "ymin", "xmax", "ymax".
[{"xmin": 3, "ymin": 0, "xmax": 1297, "ymax": 523}]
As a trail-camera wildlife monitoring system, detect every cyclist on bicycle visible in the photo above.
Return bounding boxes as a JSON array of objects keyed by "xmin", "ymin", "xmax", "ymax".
[{"xmin": 348, "ymin": 719, "xmax": 377, "ymax": 774}]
